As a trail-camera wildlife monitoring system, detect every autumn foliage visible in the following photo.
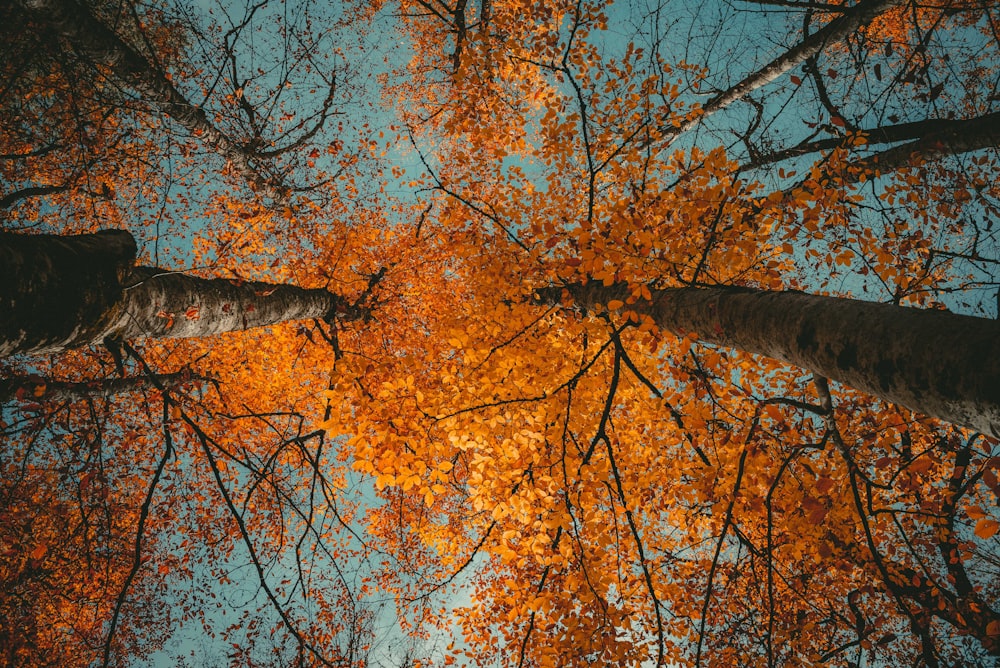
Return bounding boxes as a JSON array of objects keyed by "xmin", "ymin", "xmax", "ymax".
[{"xmin": 2, "ymin": 0, "xmax": 999, "ymax": 666}]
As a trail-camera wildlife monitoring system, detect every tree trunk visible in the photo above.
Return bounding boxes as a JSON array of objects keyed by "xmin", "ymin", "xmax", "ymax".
[
  {"xmin": 658, "ymin": 0, "xmax": 905, "ymax": 144},
  {"xmin": 840, "ymin": 111, "xmax": 1000, "ymax": 182},
  {"xmin": 537, "ymin": 283, "xmax": 1000, "ymax": 438},
  {"xmin": 1, "ymin": 230, "xmax": 354, "ymax": 357},
  {"xmin": 0, "ymin": 371, "xmax": 206, "ymax": 404},
  {"xmin": 17, "ymin": 0, "xmax": 286, "ymax": 203},
  {"xmin": 741, "ymin": 110, "xmax": 1000, "ymax": 171}
]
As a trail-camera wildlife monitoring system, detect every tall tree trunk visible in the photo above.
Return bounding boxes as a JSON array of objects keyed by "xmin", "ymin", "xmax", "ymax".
[
  {"xmin": 1, "ymin": 230, "xmax": 355, "ymax": 357},
  {"xmin": 657, "ymin": 0, "xmax": 905, "ymax": 144},
  {"xmin": 537, "ymin": 283, "xmax": 1000, "ymax": 437},
  {"xmin": 17, "ymin": 0, "xmax": 287, "ymax": 203}
]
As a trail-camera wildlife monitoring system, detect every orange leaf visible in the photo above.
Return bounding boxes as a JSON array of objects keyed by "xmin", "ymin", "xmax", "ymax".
[
  {"xmin": 967, "ymin": 505, "xmax": 988, "ymax": 520},
  {"xmin": 815, "ymin": 476, "xmax": 835, "ymax": 495},
  {"xmin": 30, "ymin": 544, "xmax": 46, "ymax": 561},
  {"xmin": 974, "ymin": 518, "xmax": 999, "ymax": 540}
]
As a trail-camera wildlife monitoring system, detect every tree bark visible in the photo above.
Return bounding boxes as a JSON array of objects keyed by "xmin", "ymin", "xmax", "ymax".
[
  {"xmin": 741, "ymin": 110, "xmax": 1000, "ymax": 171},
  {"xmin": 537, "ymin": 283, "xmax": 1000, "ymax": 438},
  {"xmin": 1, "ymin": 230, "xmax": 355, "ymax": 357},
  {"xmin": 840, "ymin": 111, "xmax": 1000, "ymax": 182},
  {"xmin": 657, "ymin": 0, "xmax": 905, "ymax": 144},
  {"xmin": 17, "ymin": 0, "xmax": 287, "ymax": 203},
  {"xmin": 0, "ymin": 371, "xmax": 206, "ymax": 404}
]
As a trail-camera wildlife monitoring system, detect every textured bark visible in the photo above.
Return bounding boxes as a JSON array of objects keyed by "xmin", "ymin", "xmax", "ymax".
[
  {"xmin": 1, "ymin": 229, "xmax": 137, "ymax": 357},
  {"xmin": 17, "ymin": 0, "xmax": 286, "ymax": 202},
  {"xmin": 841, "ymin": 111, "xmax": 1000, "ymax": 182},
  {"xmin": 658, "ymin": 0, "xmax": 905, "ymax": 143},
  {"xmin": 537, "ymin": 283, "xmax": 1000, "ymax": 437},
  {"xmin": 0, "ymin": 371, "xmax": 206, "ymax": 404},
  {"xmin": 106, "ymin": 269, "xmax": 347, "ymax": 343},
  {"xmin": 1, "ymin": 230, "xmax": 356, "ymax": 357},
  {"xmin": 742, "ymin": 111, "xmax": 1000, "ymax": 171}
]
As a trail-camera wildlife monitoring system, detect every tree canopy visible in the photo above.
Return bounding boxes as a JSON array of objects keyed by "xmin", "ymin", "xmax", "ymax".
[{"xmin": 2, "ymin": 0, "xmax": 999, "ymax": 666}]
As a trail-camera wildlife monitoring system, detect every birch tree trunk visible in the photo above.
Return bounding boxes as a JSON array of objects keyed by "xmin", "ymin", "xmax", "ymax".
[
  {"xmin": 658, "ymin": 0, "xmax": 905, "ymax": 144},
  {"xmin": 537, "ymin": 283, "xmax": 1000, "ymax": 438},
  {"xmin": 17, "ymin": 0, "xmax": 286, "ymax": 202},
  {"xmin": 1, "ymin": 230, "xmax": 354, "ymax": 357}
]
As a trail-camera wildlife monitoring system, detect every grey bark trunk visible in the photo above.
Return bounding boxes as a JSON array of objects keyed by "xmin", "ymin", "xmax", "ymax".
[
  {"xmin": 743, "ymin": 111, "xmax": 1000, "ymax": 171},
  {"xmin": 0, "ymin": 371, "xmax": 205, "ymax": 404},
  {"xmin": 18, "ymin": 0, "xmax": 286, "ymax": 203},
  {"xmin": 658, "ymin": 0, "xmax": 905, "ymax": 144},
  {"xmin": 840, "ymin": 111, "xmax": 1000, "ymax": 182},
  {"xmin": 1, "ymin": 230, "xmax": 352, "ymax": 357},
  {"xmin": 537, "ymin": 283, "xmax": 1000, "ymax": 438}
]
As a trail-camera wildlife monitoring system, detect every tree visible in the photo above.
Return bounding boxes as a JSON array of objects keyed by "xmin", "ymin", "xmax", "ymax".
[
  {"xmin": 0, "ymin": 229, "xmax": 374, "ymax": 357},
  {"xmin": 534, "ymin": 282, "xmax": 1000, "ymax": 437},
  {"xmin": 2, "ymin": 1, "xmax": 387, "ymax": 665},
  {"xmin": 3, "ymin": 0, "xmax": 1000, "ymax": 666},
  {"xmin": 334, "ymin": 0, "xmax": 1000, "ymax": 665},
  {"xmin": 14, "ymin": 0, "xmax": 348, "ymax": 205}
]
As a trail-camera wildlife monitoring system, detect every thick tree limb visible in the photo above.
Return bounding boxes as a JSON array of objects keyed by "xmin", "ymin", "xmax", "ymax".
[
  {"xmin": 1, "ymin": 230, "xmax": 365, "ymax": 357},
  {"xmin": 0, "ymin": 371, "xmax": 208, "ymax": 404},
  {"xmin": 842, "ymin": 111, "xmax": 1000, "ymax": 181},
  {"xmin": 742, "ymin": 111, "xmax": 1000, "ymax": 171},
  {"xmin": 536, "ymin": 282, "xmax": 1000, "ymax": 437}
]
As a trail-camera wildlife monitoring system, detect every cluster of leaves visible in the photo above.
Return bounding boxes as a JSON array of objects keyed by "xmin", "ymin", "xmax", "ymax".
[{"xmin": 2, "ymin": 0, "xmax": 1000, "ymax": 666}]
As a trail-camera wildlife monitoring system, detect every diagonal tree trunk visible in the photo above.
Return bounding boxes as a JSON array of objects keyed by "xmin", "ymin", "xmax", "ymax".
[
  {"xmin": 17, "ymin": 0, "xmax": 287, "ymax": 203},
  {"xmin": 657, "ymin": 0, "xmax": 905, "ymax": 144},
  {"xmin": 0, "ymin": 371, "xmax": 208, "ymax": 404},
  {"xmin": 741, "ymin": 110, "xmax": 1000, "ymax": 172},
  {"xmin": 536, "ymin": 282, "xmax": 1000, "ymax": 437},
  {"xmin": 1, "ymin": 230, "xmax": 359, "ymax": 357},
  {"xmin": 838, "ymin": 111, "xmax": 1000, "ymax": 182}
]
